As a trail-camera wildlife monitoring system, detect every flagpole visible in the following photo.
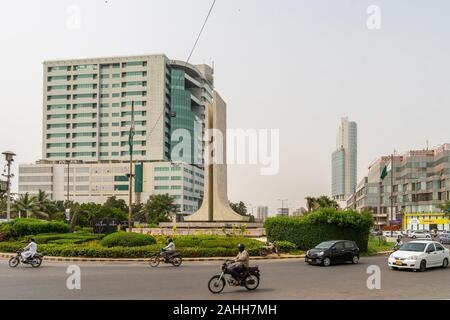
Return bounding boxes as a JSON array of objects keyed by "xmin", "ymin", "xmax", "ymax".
[
  {"xmin": 128, "ymin": 101, "xmax": 135, "ymax": 232},
  {"xmin": 389, "ymin": 152, "xmax": 394, "ymax": 227}
]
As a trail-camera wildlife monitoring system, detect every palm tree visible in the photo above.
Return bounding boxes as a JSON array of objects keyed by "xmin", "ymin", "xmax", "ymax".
[
  {"xmin": 34, "ymin": 190, "xmax": 54, "ymax": 216},
  {"xmin": 304, "ymin": 196, "xmax": 340, "ymax": 213},
  {"xmin": 13, "ymin": 193, "xmax": 49, "ymax": 219},
  {"xmin": 316, "ymin": 196, "xmax": 339, "ymax": 210}
]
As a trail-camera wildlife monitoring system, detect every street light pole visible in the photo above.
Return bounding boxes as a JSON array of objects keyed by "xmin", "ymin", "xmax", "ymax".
[
  {"xmin": 2, "ymin": 151, "xmax": 16, "ymax": 222},
  {"xmin": 127, "ymin": 101, "xmax": 135, "ymax": 232}
]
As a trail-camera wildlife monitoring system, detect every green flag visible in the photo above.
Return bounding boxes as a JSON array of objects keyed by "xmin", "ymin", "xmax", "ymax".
[{"xmin": 380, "ymin": 160, "xmax": 391, "ymax": 180}]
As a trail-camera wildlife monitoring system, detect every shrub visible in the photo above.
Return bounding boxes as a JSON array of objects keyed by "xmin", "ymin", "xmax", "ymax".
[
  {"xmin": 11, "ymin": 218, "xmax": 69, "ymax": 237},
  {"xmin": 265, "ymin": 209, "xmax": 373, "ymax": 252},
  {"xmin": 273, "ymin": 241, "xmax": 297, "ymax": 253},
  {"xmin": 101, "ymin": 232, "xmax": 156, "ymax": 247},
  {"xmin": 0, "ymin": 223, "xmax": 13, "ymax": 241},
  {"xmin": 30, "ymin": 233, "xmax": 104, "ymax": 245},
  {"xmin": 74, "ymin": 226, "xmax": 94, "ymax": 234}
]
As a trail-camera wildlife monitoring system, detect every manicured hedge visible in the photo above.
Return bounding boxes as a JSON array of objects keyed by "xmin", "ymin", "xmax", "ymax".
[
  {"xmin": 101, "ymin": 232, "xmax": 156, "ymax": 248},
  {"xmin": 265, "ymin": 209, "xmax": 373, "ymax": 252},
  {"xmin": 0, "ymin": 241, "xmax": 261, "ymax": 258},
  {"xmin": 168, "ymin": 235, "xmax": 262, "ymax": 250},
  {"xmin": 30, "ymin": 233, "xmax": 103, "ymax": 245},
  {"xmin": 10, "ymin": 218, "xmax": 69, "ymax": 237}
]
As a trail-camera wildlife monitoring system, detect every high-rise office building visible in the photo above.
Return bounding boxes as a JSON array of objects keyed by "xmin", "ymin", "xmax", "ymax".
[
  {"xmin": 20, "ymin": 54, "xmax": 215, "ymax": 215},
  {"xmin": 256, "ymin": 206, "xmax": 269, "ymax": 222},
  {"xmin": 331, "ymin": 117, "xmax": 357, "ymax": 203},
  {"xmin": 42, "ymin": 54, "xmax": 212, "ymax": 163},
  {"xmin": 348, "ymin": 144, "xmax": 450, "ymax": 230}
]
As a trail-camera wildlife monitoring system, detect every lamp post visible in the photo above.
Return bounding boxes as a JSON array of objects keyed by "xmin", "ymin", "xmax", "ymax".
[
  {"xmin": 127, "ymin": 101, "xmax": 135, "ymax": 232},
  {"xmin": 2, "ymin": 151, "xmax": 16, "ymax": 221}
]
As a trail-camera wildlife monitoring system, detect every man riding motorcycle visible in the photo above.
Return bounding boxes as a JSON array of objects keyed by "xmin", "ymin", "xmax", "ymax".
[
  {"xmin": 230, "ymin": 243, "xmax": 249, "ymax": 284},
  {"xmin": 162, "ymin": 238, "xmax": 175, "ymax": 261},
  {"xmin": 22, "ymin": 238, "xmax": 37, "ymax": 261},
  {"xmin": 393, "ymin": 236, "xmax": 403, "ymax": 250}
]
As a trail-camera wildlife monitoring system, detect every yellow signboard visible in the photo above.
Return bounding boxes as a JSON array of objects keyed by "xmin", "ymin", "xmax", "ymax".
[{"xmin": 419, "ymin": 218, "xmax": 450, "ymax": 225}]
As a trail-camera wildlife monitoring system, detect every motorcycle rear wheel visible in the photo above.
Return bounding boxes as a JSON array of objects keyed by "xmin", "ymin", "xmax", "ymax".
[
  {"xmin": 149, "ymin": 256, "xmax": 160, "ymax": 267},
  {"xmin": 171, "ymin": 256, "xmax": 182, "ymax": 267},
  {"xmin": 208, "ymin": 275, "xmax": 226, "ymax": 294},
  {"xmin": 244, "ymin": 274, "xmax": 260, "ymax": 291},
  {"xmin": 9, "ymin": 257, "xmax": 19, "ymax": 268},
  {"xmin": 31, "ymin": 257, "xmax": 42, "ymax": 268}
]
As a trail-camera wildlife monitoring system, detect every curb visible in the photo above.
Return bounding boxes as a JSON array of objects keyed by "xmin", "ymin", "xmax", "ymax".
[
  {"xmin": 0, "ymin": 251, "xmax": 391, "ymax": 263},
  {"xmin": 0, "ymin": 252, "xmax": 305, "ymax": 263}
]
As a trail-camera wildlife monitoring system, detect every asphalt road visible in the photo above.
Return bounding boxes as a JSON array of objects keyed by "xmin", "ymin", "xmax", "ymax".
[{"xmin": 1, "ymin": 255, "xmax": 450, "ymax": 300}]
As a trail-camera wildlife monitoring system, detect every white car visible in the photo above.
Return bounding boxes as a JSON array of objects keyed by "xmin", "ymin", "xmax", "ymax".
[
  {"xmin": 409, "ymin": 230, "xmax": 432, "ymax": 239},
  {"xmin": 388, "ymin": 241, "xmax": 449, "ymax": 272}
]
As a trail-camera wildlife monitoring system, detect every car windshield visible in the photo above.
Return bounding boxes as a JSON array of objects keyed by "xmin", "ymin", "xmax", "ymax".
[
  {"xmin": 315, "ymin": 241, "xmax": 335, "ymax": 249},
  {"xmin": 399, "ymin": 243, "xmax": 426, "ymax": 252}
]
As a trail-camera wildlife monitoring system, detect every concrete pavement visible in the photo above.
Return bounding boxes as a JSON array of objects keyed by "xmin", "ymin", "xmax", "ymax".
[{"xmin": 1, "ymin": 255, "xmax": 450, "ymax": 300}]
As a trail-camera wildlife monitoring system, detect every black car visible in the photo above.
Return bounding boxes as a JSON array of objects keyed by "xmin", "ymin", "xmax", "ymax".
[{"xmin": 305, "ymin": 240, "xmax": 360, "ymax": 266}]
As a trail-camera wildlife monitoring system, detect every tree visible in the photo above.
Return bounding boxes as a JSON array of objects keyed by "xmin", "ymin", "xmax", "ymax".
[
  {"xmin": 304, "ymin": 196, "xmax": 340, "ymax": 213},
  {"xmin": 229, "ymin": 201, "xmax": 255, "ymax": 222},
  {"xmin": 139, "ymin": 194, "xmax": 178, "ymax": 224},
  {"xmin": 34, "ymin": 190, "xmax": 54, "ymax": 215},
  {"xmin": 104, "ymin": 196, "xmax": 129, "ymax": 212},
  {"xmin": 229, "ymin": 201, "xmax": 247, "ymax": 215},
  {"xmin": 131, "ymin": 202, "xmax": 145, "ymax": 223},
  {"xmin": 13, "ymin": 193, "xmax": 49, "ymax": 219},
  {"xmin": 438, "ymin": 201, "xmax": 450, "ymax": 216}
]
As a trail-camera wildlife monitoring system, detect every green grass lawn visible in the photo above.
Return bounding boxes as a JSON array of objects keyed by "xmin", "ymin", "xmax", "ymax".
[{"xmin": 365, "ymin": 239, "xmax": 394, "ymax": 256}]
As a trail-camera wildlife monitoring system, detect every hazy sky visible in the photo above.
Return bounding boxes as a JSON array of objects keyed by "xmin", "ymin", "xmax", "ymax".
[{"xmin": 0, "ymin": 0, "xmax": 449, "ymax": 215}]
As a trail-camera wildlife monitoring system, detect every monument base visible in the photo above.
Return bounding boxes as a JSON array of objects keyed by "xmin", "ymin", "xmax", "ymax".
[{"xmin": 133, "ymin": 222, "xmax": 265, "ymax": 238}]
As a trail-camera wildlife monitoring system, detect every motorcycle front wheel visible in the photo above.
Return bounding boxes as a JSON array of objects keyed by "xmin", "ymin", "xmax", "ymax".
[
  {"xmin": 149, "ymin": 256, "xmax": 160, "ymax": 267},
  {"xmin": 208, "ymin": 275, "xmax": 226, "ymax": 294},
  {"xmin": 31, "ymin": 257, "xmax": 42, "ymax": 268},
  {"xmin": 8, "ymin": 257, "xmax": 19, "ymax": 268},
  {"xmin": 244, "ymin": 274, "xmax": 260, "ymax": 291},
  {"xmin": 171, "ymin": 256, "xmax": 182, "ymax": 267}
]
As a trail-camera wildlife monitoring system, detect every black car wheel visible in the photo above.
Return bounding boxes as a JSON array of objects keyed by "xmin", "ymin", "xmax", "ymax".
[
  {"xmin": 351, "ymin": 255, "xmax": 359, "ymax": 264},
  {"xmin": 323, "ymin": 257, "xmax": 331, "ymax": 267},
  {"xmin": 418, "ymin": 260, "xmax": 427, "ymax": 272},
  {"xmin": 442, "ymin": 258, "xmax": 448, "ymax": 268}
]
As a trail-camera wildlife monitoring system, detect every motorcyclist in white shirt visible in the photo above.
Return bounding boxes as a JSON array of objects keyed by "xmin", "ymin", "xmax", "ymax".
[
  {"xmin": 162, "ymin": 239, "xmax": 175, "ymax": 260},
  {"xmin": 22, "ymin": 238, "xmax": 37, "ymax": 261}
]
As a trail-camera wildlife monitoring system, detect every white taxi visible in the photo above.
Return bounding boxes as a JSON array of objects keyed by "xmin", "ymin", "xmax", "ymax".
[{"xmin": 388, "ymin": 241, "xmax": 449, "ymax": 272}]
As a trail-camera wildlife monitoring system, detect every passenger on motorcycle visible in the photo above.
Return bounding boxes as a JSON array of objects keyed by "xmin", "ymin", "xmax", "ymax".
[
  {"xmin": 22, "ymin": 238, "xmax": 37, "ymax": 261},
  {"xmin": 162, "ymin": 238, "xmax": 175, "ymax": 260},
  {"xmin": 230, "ymin": 243, "xmax": 249, "ymax": 283}
]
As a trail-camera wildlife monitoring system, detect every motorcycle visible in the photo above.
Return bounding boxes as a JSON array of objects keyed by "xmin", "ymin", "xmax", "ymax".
[
  {"xmin": 9, "ymin": 249, "xmax": 43, "ymax": 268},
  {"xmin": 259, "ymin": 243, "xmax": 279, "ymax": 257},
  {"xmin": 149, "ymin": 249, "xmax": 182, "ymax": 267},
  {"xmin": 208, "ymin": 260, "xmax": 260, "ymax": 294}
]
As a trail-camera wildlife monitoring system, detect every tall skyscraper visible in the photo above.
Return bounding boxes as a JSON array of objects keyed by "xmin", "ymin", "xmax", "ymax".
[
  {"xmin": 42, "ymin": 54, "xmax": 213, "ymax": 163},
  {"xmin": 19, "ymin": 54, "xmax": 216, "ymax": 215},
  {"xmin": 257, "ymin": 206, "xmax": 269, "ymax": 222},
  {"xmin": 331, "ymin": 117, "xmax": 357, "ymax": 203}
]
